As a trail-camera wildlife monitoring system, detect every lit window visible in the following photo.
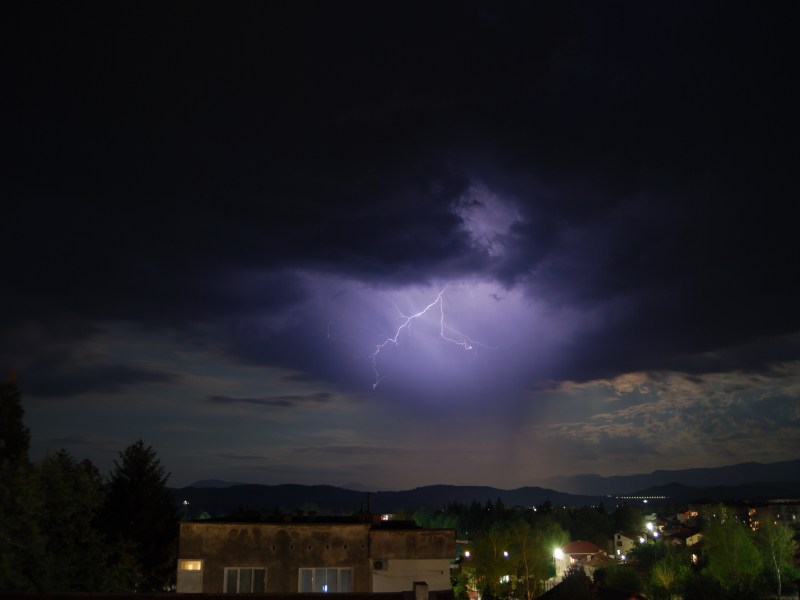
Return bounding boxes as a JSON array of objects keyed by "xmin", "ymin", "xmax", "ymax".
[
  {"xmin": 299, "ymin": 568, "xmax": 352, "ymax": 593},
  {"xmin": 224, "ymin": 567, "xmax": 266, "ymax": 593},
  {"xmin": 180, "ymin": 560, "xmax": 202, "ymax": 571}
]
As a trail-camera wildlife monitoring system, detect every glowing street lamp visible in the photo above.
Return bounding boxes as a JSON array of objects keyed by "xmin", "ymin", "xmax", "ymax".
[{"xmin": 552, "ymin": 548, "xmax": 564, "ymax": 579}]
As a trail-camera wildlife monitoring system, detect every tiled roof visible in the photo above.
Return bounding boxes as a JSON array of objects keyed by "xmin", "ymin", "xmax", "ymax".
[
  {"xmin": 585, "ymin": 553, "xmax": 615, "ymax": 568},
  {"xmin": 563, "ymin": 540, "xmax": 605, "ymax": 555}
]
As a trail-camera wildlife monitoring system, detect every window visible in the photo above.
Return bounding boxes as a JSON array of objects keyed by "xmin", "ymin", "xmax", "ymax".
[
  {"xmin": 224, "ymin": 567, "xmax": 266, "ymax": 593},
  {"xmin": 298, "ymin": 568, "xmax": 352, "ymax": 593},
  {"xmin": 179, "ymin": 560, "xmax": 202, "ymax": 571}
]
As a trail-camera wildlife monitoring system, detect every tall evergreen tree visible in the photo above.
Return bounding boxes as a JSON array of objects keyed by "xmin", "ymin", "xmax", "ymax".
[
  {"xmin": 0, "ymin": 375, "xmax": 30, "ymax": 465},
  {"xmin": 33, "ymin": 450, "xmax": 138, "ymax": 592},
  {"xmin": 0, "ymin": 377, "xmax": 42, "ymax": 592},
  {"xmin": 102, "ymin": 440, "xmax": 179, "ymax": 592}
]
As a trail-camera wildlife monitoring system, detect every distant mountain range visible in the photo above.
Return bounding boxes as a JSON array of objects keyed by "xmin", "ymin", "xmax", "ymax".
[
  {"xmin": 173, "ymin": 459, "xmax": 800, "ymax": 518},
  {"xmin": 173, "ymin": 483, "xmax": 605, "ymax": 518},
  {"xmin": 538, "ymin": 459, "xmax": 800, "ymax": 495}
]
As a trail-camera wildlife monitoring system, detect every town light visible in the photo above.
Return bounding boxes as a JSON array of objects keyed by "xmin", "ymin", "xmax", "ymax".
[
  {"xmin": 646, "ymin": 522, "xmax": 654, "ymax": 532},
  {"xmin": 553, "ymin": 548, "xmax": 564, "ymax": 560},
  {"xmin": 464, "ymin": 551, "xmax": 471, "ymax": 558},
  {"xmin": 503, "ymin": 551, "xmax": 509, "ymax": 558}
]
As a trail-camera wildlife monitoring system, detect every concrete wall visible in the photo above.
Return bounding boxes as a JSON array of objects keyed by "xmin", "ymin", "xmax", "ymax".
[
  {"xmin": 371, "ymin": 559, "xmax": 451, "ymax": 593},
  {"xmin": 370, "ymin": 529, "xmax": 455, "ymax": 560},
  {"xmin": 178, "ymin": 522, "xmax": 372, "ymax": 593},
  {"xmin": 369, "ymin": 529, "xmax": 454, "ymax": 593},
  {"xmin": 178, "ymin": 522, "xmax": 456, "ymax": 594}
]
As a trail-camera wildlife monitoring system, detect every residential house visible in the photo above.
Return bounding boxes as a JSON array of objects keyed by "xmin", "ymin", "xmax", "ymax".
[
  {"xmin": 613, "ymin": 532, "xmax": 640, "ymax": 559},
  {"xmin": 554, "ymin": 540, "xmax": 608, "ymax": 578},
  {"xmin": 663, "ymin": 526, "xmax": 702, "ymax": 547}
]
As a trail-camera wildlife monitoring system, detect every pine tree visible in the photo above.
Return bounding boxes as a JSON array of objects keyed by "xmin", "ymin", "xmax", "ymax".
[
  {"xmin": 33, "ymin": 450, "xmax": 139, "ymax": 592},
  {"xmin": 0, "ymin": 376, "xmax": 30, "ymax": 465},
  {"xmin": 101, "ymin": 440, "xmax": 179, "ymax": 592},
  {"xmin": 0, "ymin": 376, "xmax": 42, "ymax": 591}
]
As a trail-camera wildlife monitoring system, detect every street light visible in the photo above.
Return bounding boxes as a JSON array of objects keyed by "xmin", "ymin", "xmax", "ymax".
[{"xmin": 553, "ymin": 548, "xmax": 564, "ymax": 579}]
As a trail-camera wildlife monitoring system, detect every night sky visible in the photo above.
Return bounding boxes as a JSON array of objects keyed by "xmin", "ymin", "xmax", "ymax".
[{"xmin": 4, "ymin": 2, "xmax": 799, "ymax": 490}]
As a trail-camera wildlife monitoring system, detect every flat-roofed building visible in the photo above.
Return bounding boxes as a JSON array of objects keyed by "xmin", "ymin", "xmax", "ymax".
[{"xmin": 177, "ymin": 517, "xmax": 455, "ymax": 594}]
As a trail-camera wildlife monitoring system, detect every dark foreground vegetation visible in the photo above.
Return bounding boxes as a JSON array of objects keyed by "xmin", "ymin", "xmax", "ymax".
[
  {"xmin": 1, "ymin": 379, "xmax": 179, "ymax": 592},
  {"xmin": 425, "ymin": 495, "xmax": 799, "ymax": 599}
]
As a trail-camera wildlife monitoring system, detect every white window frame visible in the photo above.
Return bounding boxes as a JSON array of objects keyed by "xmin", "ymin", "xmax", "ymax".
[
  {"xmin": 223, "ymin": 567, "xmax": 266, "ymax": 593},
  {"xmin": 298, "ymin": 567, "xmax": 353, "ymax": 593}
]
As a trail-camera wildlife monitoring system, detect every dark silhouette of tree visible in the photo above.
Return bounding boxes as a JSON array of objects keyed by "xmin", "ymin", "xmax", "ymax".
[
  {"xmin": 612, "ymin": 504, "xmax": 642, "ymax": 533},
  {"xmin": 552, "ymin": 565, "xmax": 598, "ymax": 599},
  {"xmin": 0, "ymin": 377, "xmax": 43, "ymax": 591},
  {"xmin": 102, "ymin": 440, "xmax": 179, "ymax": 592},
  {"xmin": 569, "ymin": 506, "xmax": 612, "ymax": 547},
  {"xmin": 597, "ymin": 561, "xmax": 645, "ymax": 592},
  {"xmin": 0, "ymin": 375, "xmax": 29, "ymax": 464},
  {"xmin": 33, "ymin": 450, "xmax": 138, "ymax": 592}
]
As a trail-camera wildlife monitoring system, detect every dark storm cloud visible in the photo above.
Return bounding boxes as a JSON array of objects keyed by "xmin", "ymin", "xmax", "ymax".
[
  {"xmin": 209, "ymin": 392, "xmax": 334, "ymax": 408},
  {"xmin": 45, "ymin": 435, "xmax": 122, "ymax": 453},
  {"xmin": 24, "ymin": 364, "xmax": 180, "ymax": 399},
  {"xmin": 293, "ymin": 446, "xmax": 402, "ymax": 457},
  {"xmin": 3, "ymin": 1, "xmax": 799, "ymax": 485}
]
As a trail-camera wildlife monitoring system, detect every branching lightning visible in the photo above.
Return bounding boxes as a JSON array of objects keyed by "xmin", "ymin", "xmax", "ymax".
[{"xmin": 370, "ymin": 288, "xmax": 485, "ymax": 389}]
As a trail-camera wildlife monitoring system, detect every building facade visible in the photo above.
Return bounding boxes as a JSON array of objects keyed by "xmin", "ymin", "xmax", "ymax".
[{"xmin": 177, "ymin": 520, "xmax": 455, "ymax": 594}]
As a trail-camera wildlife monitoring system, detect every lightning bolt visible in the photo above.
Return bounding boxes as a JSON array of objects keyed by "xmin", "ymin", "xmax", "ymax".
[{"xmin": 370, "ymin": 288, "xmax": 484, "ymax": 389}]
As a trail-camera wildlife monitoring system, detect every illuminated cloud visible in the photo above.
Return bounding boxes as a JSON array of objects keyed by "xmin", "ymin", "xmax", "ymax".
[{"xmin": 3, "ymin": 1, "xmax": 798, "ymax": 488}]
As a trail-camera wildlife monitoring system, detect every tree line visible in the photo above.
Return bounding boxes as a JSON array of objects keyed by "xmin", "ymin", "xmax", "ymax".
[
  {"xmin": 409, "ymin": 496, "xmax": 798, "ymax": 600},
  {"xmin": 0, "ymin": 378, "xmax": 179, "ymax": 592}
]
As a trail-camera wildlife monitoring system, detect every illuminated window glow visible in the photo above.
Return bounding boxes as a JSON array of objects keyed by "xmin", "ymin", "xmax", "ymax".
[{"xmin": 180, "ymin": 560, "xmax": 202, "ymax": 571}]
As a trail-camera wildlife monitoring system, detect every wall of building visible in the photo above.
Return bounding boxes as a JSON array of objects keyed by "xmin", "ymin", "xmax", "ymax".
[
  {"xmin": 178, "ymin": 522, "xmax": 456, "ymax": 594},
  {"xmin": 371, "ymin": 559, "xmax": 451, "ymax": 593},
  {"xmin": 370, "ymin": 530, "xmax": 454, "ymax": 561},
  {"xmin": 178, "ymin": 522, "xmax": 372, "ymax": 593}
]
